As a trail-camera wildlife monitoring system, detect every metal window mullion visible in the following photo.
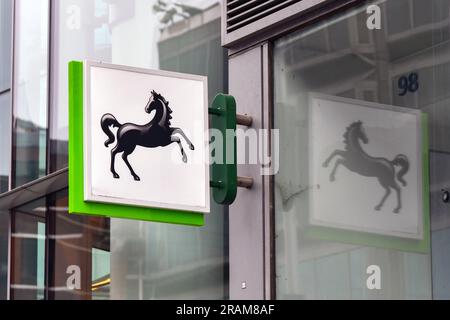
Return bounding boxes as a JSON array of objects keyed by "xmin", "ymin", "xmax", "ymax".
[
  {"xmin": 45, "ymin": 0, "xmax": 54, "ymax": 176},
  {"xmin": 9, "ymin": 0, "xmax": 16, "ymax": 192},
  {"xmin": 7, "ymin": 0, "xmax": 16, "ymax": 300},
  {"xmin": 261, "ymin": 42, "xmax": 275, "ymax": 300},
  {"xmin": 43, "ymin": 0, "xmax": 53, "ymax": 301}
]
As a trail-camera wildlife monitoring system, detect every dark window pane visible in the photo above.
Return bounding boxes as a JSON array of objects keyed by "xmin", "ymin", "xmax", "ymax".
[{"xmin": 0, "ymin": 211, "xmax": 9, "ymax": 300}]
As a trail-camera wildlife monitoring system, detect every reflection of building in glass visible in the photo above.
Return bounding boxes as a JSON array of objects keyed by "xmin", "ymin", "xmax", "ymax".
[
  {"xmin": 0, "ymin": 0, "xmax": 12, "ymax": 194},
  {"xmin": 276, "ymin": 1, "xmax": 450, "ymax": 151},
  {"xmin": 14, "ymin": 119, "xmax": 47, "ymax": 186},
  {"xmin": 274, "ymin": 0, "xmax": 450, "ymax": 300},
  {"xmin": 277, "ymin": 1, "xmax": 449, "ymax": 101},
  {"xmin": 158, "ymin": 2, "xmax": 226, "ymax": 105}
]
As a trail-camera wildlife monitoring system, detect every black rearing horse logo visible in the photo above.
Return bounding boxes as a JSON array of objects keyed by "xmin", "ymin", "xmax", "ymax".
[
  {"xmin": 322, "ymin": 121, "xmax": 410, "ymax": 213},
  {"xmin": 101, "ymin": 90, "xmax": 195, "ymax": 181}
]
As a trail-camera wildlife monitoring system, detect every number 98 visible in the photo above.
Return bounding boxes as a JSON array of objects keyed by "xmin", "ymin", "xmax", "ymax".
[{"xmin": 398, "ymin": 73, "xmax": 419, "ymax": 96}]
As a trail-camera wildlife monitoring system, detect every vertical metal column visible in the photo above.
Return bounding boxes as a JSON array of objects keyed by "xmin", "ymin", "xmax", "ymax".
[{"xmin": 229, "ymin": 43, "xmax": 273, "ymax": 299}]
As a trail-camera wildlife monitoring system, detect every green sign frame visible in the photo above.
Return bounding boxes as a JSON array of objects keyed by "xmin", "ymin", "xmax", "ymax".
[{"xmin": 68, "ymin": 61, "xmax": 204, "ymax": 226}]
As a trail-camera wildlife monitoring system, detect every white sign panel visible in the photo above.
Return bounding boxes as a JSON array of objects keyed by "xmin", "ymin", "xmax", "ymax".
[
  {"xmin": 84, "ymin": 61, "xmax": 210, "ymax": 213},
  {"xmin": 309, "ymin": 93, "xmax": 423, "ymax": 239}
]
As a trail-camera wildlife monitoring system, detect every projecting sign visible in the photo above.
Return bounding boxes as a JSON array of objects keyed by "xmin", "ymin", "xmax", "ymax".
[
  {"xmin": 308, "ymin": 93, "xmax": 425, "ymax": 239},
  {"xmin": 69, "ymin": 61, "xmax": 209, "ymax": 226}
]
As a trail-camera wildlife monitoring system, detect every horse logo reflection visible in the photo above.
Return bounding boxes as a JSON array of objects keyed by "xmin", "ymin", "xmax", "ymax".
[{"xmin": 323, "ymin": 121, "xmax": 409, "ymax": 213}]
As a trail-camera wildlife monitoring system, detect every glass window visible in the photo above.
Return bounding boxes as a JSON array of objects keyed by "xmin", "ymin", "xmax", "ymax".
[
  {"xmin": 46, "ymin": 190, "xmax": 110, "ymax": 300},
  {"xmin": 50, "ymin": 0, "xmax": 227, "ymax": 299},
  {"xmin": 12, "ymin": 0, "xmax": 49, "ymax": 187},
  {"xmin": 50, "ymin": 0, "xmax": 225, "ymax": 170},
  {"xmin": 110, "ymin": 205, "xmax": 228, "ymax": 300},
  {"xmin": 0, "ymin": 0, "xmax": 12, "ymax": 92},
  {"xmin": 91, "ymin": 248, "xmax": 111, "ymax": 300},
  {"xmin": 0, "ymin": 0, "xmax": 12, "ymax": 301},
  {"xmin": 10, "ymin": 190, "xmax": 111, "ymax": 300},
  {"xmin": 274, "ymin": 0, "xmax": 450, "ymax": 299},
  {"xmin": 0, "ymin": 0, "xmax": 12, "ymax": 194}
]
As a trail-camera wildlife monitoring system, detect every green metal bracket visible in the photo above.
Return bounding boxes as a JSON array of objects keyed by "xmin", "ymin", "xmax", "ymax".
[
  {"xmin": 209, "ymin": 93, "xmax": 253, "ymax": 205},
  {"xmin": 209, "ymin": 94, "xmax": 237, "ymax": 205}
]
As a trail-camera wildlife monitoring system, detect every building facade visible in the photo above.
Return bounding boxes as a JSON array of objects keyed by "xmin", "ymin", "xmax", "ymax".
[{"xmin": 1, "ymin": 0, "xmax": 450, "ymax": 300}]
